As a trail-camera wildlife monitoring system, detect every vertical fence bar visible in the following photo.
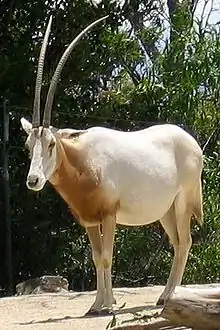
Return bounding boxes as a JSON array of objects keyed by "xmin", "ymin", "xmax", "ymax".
[{"xmin": 3, "ymin": 99, "xmax": 13, "ymax": 295}]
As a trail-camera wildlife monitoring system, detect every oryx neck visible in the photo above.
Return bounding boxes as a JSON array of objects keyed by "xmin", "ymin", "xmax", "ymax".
[{"xmin": 49, "ymin": 138, "xmax": 86, "ymax": 186}]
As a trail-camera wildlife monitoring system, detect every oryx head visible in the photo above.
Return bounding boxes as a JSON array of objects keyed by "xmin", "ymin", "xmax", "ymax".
[{"xmin": 21, "ymin": 15, "xmax": 107, "ymax": 191}]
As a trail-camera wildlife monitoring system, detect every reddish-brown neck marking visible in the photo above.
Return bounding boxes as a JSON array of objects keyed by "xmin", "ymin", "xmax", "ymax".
[{"xmin": 50, "ymin": 138, "xmax": 119, "ymax": 227}]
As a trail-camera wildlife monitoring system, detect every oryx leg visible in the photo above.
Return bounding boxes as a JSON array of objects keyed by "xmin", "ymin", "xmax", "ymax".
[
  {"xmin": 102, "ymin": 215, "xmax": 116, "ymax": 309},
  {"xmin": 157, "ymin": 192, "xmax": 192, "ymax": 305},
  {"xmin": 86, "ymin": 216, "xmax": 116, "ymax": 314},
  {"xmin": 86, "ymin": 225, "xmax": 104, "ymax": 313}
]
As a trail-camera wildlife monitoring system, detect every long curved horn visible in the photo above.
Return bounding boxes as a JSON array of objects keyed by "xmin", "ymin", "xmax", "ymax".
[
  {"xmin": 42, "ymin": 15, "xmax": 108, "ymax": 127},
  {"xmin": 32, "ymin": 15, "xmax": 52, "ymax": 128}
]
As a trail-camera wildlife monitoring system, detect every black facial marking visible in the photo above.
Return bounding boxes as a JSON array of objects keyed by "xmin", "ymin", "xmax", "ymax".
[{"xmin": 48, "ymin": 140, "xmax": 55, "ymax": 156}]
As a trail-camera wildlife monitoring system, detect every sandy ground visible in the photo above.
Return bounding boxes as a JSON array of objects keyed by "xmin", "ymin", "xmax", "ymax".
[{"xmin": 0, "ymin": 284, "xmax": 219, "ymax": 330}]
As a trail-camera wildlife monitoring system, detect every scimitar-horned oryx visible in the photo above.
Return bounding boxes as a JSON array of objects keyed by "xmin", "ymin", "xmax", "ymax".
[{"xmin": 21, "ymin": 15, "xmax": 203, "ymax": 314}]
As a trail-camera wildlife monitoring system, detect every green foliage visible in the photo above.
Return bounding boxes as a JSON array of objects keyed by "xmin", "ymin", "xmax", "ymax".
[{"xmin": 0, "ymin": 0, "xmax": 219, "ymax": 295}]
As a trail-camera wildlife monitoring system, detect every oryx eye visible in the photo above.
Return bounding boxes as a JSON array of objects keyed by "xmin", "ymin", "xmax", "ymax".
[
  {"xmin": 24, "ymin": 142, "xmax": 32, "ymax": 158},
  {"xmin": 48, "ymin": 140, "xmax": 55, "ymax": 155},
  {"xmin": 25, "ymin": 141, "xmax": 30, "ymax": 150},
  {"xmin": 48, "ymin": 141, "xmax": 55, "ymax": 149}
]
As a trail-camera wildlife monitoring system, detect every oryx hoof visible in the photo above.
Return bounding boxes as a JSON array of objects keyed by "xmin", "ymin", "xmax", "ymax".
[
  {"xmin": 85, "ymin": 309, "xmax": 101, "ymax": 316},
  {"xmin": 85, "ymin": 307, "xmax": 113, "ymax": 316},
  {"xmin": 156, "ymin": 298, "xmax": 165, "ymax": 306}
]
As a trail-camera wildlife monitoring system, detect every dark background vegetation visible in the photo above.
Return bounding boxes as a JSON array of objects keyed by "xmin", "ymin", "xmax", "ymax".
[{"xmin": 0, "ymin": 0, "xmax": 219, "ymax": 296}]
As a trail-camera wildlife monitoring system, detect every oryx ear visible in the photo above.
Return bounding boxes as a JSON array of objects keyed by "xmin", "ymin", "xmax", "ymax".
[
  {"xmin": 20, "ymin": 118, "xmax": 32, "ymax": 135},
  {"xmin": 56, "ymin": 128, "xmax": 87, "ymax": 139}
]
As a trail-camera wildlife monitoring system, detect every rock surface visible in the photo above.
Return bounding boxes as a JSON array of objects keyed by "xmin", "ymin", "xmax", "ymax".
[
  {"xmin": 16, "ymin": 275, "xmax": 69, "ymax": 295},
  {"xmin": 1, "ymin": 284, "xmax": 219, "ymax": 330}
]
